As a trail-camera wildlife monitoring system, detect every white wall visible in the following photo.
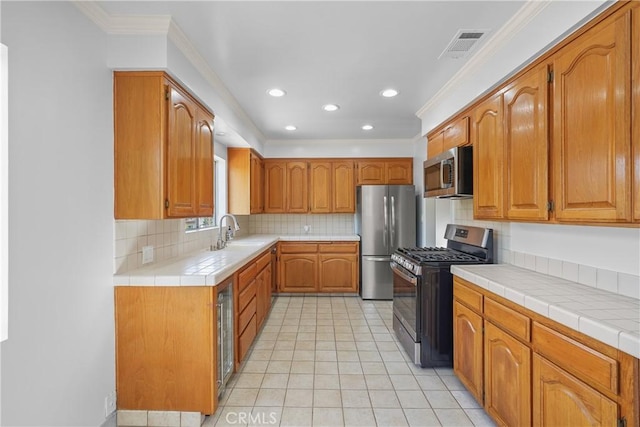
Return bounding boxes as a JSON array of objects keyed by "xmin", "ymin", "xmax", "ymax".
[
  {"xmin": 264, "ymin": 138, "xmax": 415, "ymax": 158},
  {"xmin": 1, "ymin": 3, "xmax": 115, "ymax": 426}
]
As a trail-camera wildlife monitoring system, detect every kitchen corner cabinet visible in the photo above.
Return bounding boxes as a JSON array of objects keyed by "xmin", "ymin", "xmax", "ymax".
[
  {"xmin": 356, "ymin": 158, "xmax": 413, "ymax": 185},
  {"xmin": 228, "ymin": 148, "xmax": 264, "ymax": 215},
  {"xmin": 551, "ymin": 9, "xmax": 631, "ymax": 223},
  {"xmin": 427, "ymin": 116, "xmax": 470, "ymax": 159},
  {"xmin": 309, "ymin": 161, "xmax": 355, "ymax": 213},
  {"xmin": 473, "ymin": 93, "xmax": 504, "ymax": 220},
  {"xmin": 453, "ymin": 276, "xmax": 639, "ymax": 427},
  {"xmin": 114, "ymin": 71, "xmax": 214, "ymax": 219},
  {"xmin": 503, "ymin": 64, "xmax": 549, "ymax": 221},
  {"xmin": 277, "ymin": 242, "xmax": 359, "ymax": 293},
  {"xmin": 115, "ymin": 286, "xmax": 218, "ymax": 414}
]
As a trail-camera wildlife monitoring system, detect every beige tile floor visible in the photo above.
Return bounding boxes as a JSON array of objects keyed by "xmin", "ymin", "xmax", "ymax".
[{"xmin": 205, "ymin": 295, "xmax": 496, "ymax": 427}]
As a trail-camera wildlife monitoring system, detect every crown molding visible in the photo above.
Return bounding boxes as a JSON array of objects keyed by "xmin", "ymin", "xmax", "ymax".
[
  {"xmin": 415, "ymin": 0, "xmax": 550, "ymax": 119},
  {"xmin": 73, "ymin": 1, "xmax": 265, "ymax": 144}
]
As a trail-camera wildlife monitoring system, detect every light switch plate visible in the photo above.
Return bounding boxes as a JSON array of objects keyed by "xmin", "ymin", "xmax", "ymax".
[{"xmin": 142, "ymin": 246, "xmax": 154, "ymax": 264}]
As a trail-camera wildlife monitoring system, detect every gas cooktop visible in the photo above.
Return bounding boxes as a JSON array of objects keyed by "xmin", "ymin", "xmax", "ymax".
[{"xmin": 395, "ymin": 247, "xmax": 483, "ymax": 263}]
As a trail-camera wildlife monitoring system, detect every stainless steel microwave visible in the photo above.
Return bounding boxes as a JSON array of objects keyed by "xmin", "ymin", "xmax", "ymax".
[{"xmin": 423, "ymin": 146, "xmax": 473, "ymax": 199}]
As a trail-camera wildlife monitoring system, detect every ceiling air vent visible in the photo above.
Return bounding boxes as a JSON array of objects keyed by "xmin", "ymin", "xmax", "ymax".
[{"xmin": 439, "ymin": 29, "xmax": 489, "ymax": 59}]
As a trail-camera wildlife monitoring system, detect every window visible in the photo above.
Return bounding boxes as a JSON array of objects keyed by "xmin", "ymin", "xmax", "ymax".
[{"xmin": 185, "ymin": 155, "xmax": 226, "ymax": 231}]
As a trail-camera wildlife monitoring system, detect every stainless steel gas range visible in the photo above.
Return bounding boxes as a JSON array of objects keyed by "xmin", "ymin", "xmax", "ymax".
[{"xmin": 391, "ymin": 224, "xmax": 494, "ymax": 367}]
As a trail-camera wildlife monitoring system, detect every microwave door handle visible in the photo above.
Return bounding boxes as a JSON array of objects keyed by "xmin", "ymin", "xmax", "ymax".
[
  {"xmin": 383, "ymin": 196, "xmax": 388, "ymax": 249},
  {"xmin": 390, "ymin": 196, "xmax": 396, "ymax": 249},
  {"xmin": 440, "ymin": 159, "xmax": 447, "ymax": 188}
]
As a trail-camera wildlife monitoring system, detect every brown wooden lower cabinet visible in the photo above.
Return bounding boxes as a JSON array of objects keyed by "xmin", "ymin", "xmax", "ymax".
[
  {"xmin": 234, "ymin": 247, "xmax": 274, "ymax": 368},
  {"xmin": 533, "ymin": 355, "xmax": 618, "ymax": 426},
  {"xmin": 453, "ymin": 276, "xmax": 638, "ymax": 427},
  {"xmin": 114, "ymin": 286, "xmax": 218, "ymax": 414},
  {"xmin": 484, "ymin": 322, "xmax": 531, "ymax": 427},
  {"xmin": 278, "ymin": 242, "xmax": 359, "ymax": 293}
]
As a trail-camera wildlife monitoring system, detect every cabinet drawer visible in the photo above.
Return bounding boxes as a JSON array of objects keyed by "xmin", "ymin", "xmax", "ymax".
[
  {"xmin": 485, "ymin": 298, "xmax": 531, "ymax": 342},
  {"xmin": 318, "ymin": 243, "xmax": 358, "ymax": 254},
  {"xmin": 238, "ymin": 314, "xmax": 257, "ymax": 362},
  {"xmin": 279, "ymin": 243, "xmax": 318, "ymax": 253},
  {"xmin": 454, "ymin": 280, "xmax": 483, "ymax": 313},
  {"xmin": 532, "ymin": 322, "xmax": 618, "ymax": 395},
  {"xmin": 238, "ymin": 279, "xmax": 256, "ymax": 311},
  {"xmin": 238, "ymin": 296, "xmax": 257, "ymax": 334},
  {"xmin": 238, "ymin": 263, "xmax": 257, "ymax": 292},
  {"xmin": 256, "ymin": 251, "xmax": 271, "ymax": 271}
]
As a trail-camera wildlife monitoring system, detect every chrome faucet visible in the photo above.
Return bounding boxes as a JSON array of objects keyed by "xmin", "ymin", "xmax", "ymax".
[{"xmin": 218, "ymin": 214, "xmax": 240, "ymax": 249}]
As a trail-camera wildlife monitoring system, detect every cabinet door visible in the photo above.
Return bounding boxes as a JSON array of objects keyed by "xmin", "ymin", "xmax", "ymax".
[
  {"xmin": 167, "ymin": 84, "xmax": 198, "ymax": 217},
  {"xmin": 427, "ymin": 131, "xmax": 444, "ymax": 159},
  {"xmin": 533, "ymin": 355, "xmax": 618, "ymax": 427},
  {"xmin": 195, "ymin": 109, "xmax": 214, "ymax": 217},
  {"xmin": 333, "ymin": 161, "xmax": 355, "ymax": 213},
  {"xmin": 279, "ymin": 254, "xmax": 318, "ymax": 292},
  {"xmin": 633, "ymin": 3, "xmax": 640, "ymax": 222},
  {"xmin": 250, "ymin": 153, "xmax": 263, "ymax": 214},
  {"xmin": 473, "ymin": 93, "xmax": 505, "ymax": 219},
  {"xmin": 504, "ymin": 64, "xmax": 549, "ymax": 221},
  {"xmin": 309, "ymin": 162, "xmax": 332, "ymax": 213},
  {"xmin": 264, "ymin": 161, "xmax": 287, "ymax": 213},
  {"xmin": 255, "ymin": 267, "xmax": 266, "ymax": 329},
  {"xmin": 552, "ymin": 11, "xmax": 631, "ymax": 222},
  {"xmin": 357, "ymin": 161, "xmax": 386, "ymax": 185},
  {"xmin": 386, "ymin": 160, "xmax": 413, "ymax": 185},
  {"xmin": 453, "ymin": 301, "xmax": 484, "ymax": 404},
  {"xmin": 485, "ymin": 322, "xmax": 531, "ymax": 427},
  {"xmin": 443, "ymin": 116, "xmax": 470, "ymax": 151},
  {"xmin": 318, "ymin": 254, "xmax": 358, "ymax": 293},
  {"xmin": 287, "ymin": 161, "xmax": 308, "ymax": 213}
]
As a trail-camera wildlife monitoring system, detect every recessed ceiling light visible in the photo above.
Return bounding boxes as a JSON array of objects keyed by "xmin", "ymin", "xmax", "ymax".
[
  {"xmin": 380, "ymin": 88, "xmax": 399, "ymax": 98},
  {"xmin": 362, "ymin": 125, "xmax": 374, "ymax": 131},
  {"xmin": 215, "ymin": 132, "xmax": 226, "ymax": 136},
  {"xmin": 322, "ymin": 104, "xmax": 340, "ymax": 112},
  {"xmin": 267, "ymin": 88, "xmax": 286, "ymax": 97},
  {"xmin": 285, "ymin": 125, "xmax": 297, "ymax": 131}
]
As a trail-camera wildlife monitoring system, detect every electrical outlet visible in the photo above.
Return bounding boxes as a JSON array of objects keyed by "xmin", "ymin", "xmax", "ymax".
[
  {"xmin": 142, "ymin": 245, "xmax": 154, "ymax": 264},
  {"xmin": 303, "ymin": 225, "xmax": 310, "ymax": 234},
  {"xmin": 105, "ymin": 391, "xmax": 117, "ymax": 417}
]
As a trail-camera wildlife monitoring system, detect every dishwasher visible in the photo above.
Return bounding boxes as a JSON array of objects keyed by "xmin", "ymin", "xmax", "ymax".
[{"xmin": 217, "ymin": 278, "xmax": 234, "ymax": 398}]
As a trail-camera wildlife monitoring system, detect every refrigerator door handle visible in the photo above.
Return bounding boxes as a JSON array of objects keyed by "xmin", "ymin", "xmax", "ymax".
[
  {"xmin": 383, "ymin": 196, "xmax": 388, "ymax": 249},
  {"xmin": 364, "ymin": 256, "xmax": 392, "ymax": 262},
  {"xmin": 390, "ymin": 196, "xmax": 396, "ymax": 249}
]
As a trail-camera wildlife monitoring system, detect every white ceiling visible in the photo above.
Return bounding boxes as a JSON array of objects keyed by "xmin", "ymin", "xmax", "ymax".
[{"xmin": 97, "ymin": 1, "xmax": 525, "ymax": 143}]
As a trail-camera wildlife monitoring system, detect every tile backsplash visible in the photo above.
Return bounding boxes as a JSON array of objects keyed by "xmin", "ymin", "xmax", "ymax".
[
  {"xmin": 113, "ymin": 216, "xmax": 249, "ymax": 274},
  {"xmin": 451, "ymin": 199, "xmax": 640, "ymax": 300},
  {"xmin": 249, "ymin": 214, "xmax": 355, "ymax": 235}
]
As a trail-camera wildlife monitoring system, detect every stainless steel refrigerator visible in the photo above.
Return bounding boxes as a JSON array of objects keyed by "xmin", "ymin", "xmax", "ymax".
[{"xmin": 356, "ymin": 185, "xmax": 416, "ymax": 299}]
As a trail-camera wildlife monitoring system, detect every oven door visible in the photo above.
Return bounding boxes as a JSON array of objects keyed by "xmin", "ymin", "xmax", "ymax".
[{"xmin": 391, "ymin": 261, "xmax": 419, "ymax": 340}]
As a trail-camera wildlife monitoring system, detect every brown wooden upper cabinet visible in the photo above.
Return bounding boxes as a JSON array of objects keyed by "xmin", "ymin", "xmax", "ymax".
[
  {"xmin": 227, "ymin": 148, "xmax": 264, "ymax": 215},
  {"xmin": 503, "ymin": 64, "xmax": 549, "ymax": 221},
  {"xmin": 114, "ymin": 71, "xmax": 214, "ymax": 219},
  {"xmin": 551, "ymin": 8, "xmax": 632, "ymax": 223},
  {"xmin": 473, "ymin": 93, "xmax": 504, "ymax": 220},
  {"xmin": 356, "ymin": 158, "xmax": 413, "ymax": 185},
  {"xmin": 427, "ymin": 116, "xmax": 470, "ymax": 159},
  {"xmin": 263, "ymin": 160, "xmax": 308, "ymax": 213},
  {"xmin": 264, "ymin": 161, "xmax": 287, "ymax": 213},
  {"xmin": 633, "ymin": 2, "xmax": 640, "ymax": 222},
  {"xmin": 309, "ymin": 161, "xmax": 355, "ymax": 213}
]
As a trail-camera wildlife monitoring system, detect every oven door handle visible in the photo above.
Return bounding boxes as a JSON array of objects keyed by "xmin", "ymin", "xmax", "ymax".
[{"xmin": 391, "ymin": 262, "xmax": 417, "ymax": 285}]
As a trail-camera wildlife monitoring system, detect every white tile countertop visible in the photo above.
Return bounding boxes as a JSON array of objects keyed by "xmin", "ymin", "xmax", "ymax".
[
  {"xmin": 451, "ymin": 264, "xmax": 640, "ymax": 359},
  {"xmin": 113, "ymin": 234, "xmax": 360, "ymax": 287}
]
